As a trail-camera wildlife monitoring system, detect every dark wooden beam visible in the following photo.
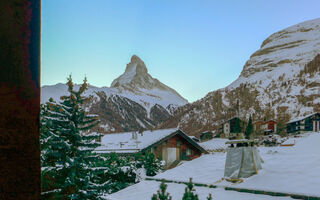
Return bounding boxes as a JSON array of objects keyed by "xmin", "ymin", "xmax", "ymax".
[{"xmin": 0, "ymin": 0, "xmax": 40, "ymax": 199}]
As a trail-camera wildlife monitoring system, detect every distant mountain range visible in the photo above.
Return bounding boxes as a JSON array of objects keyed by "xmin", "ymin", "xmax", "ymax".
[
  {"xmin": 42, "ymin": 18, "xmax": 320, "ymax": 137},
  {"xmin": 161, "ymin": 18, "xmax": 320, "ymax": 137},
  {"xmin": 41, "ymin": 55, "xmax": 188, "ymax": 133}
]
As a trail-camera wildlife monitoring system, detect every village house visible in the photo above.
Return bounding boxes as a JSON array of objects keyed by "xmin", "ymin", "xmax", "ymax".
[
  {"xmin": 219, "ymin": 117, "xmax": 245, "ymax": 139},
  {"xmin": 200, "ymin": 131, "xmax": 214, "ymax": 141},
  {"xmin": 261, "ymin": 120, "xmax": 277, "ymax": 135},
  {"xmin": 287, "ymin": 112, "xmax": 320, "ymax": 134},
  {"xmin": 95, "ymin": 128, "xmax": 208, "ymax": 169},
  {"xmin": 253, "ymin": 120, "xmax": 264, "ymax": 134},
  {"xmin": 200, "ymin": 130, "xmax": 222, "ymax": 141},
  {"xmin": 254, "ymin": 120, "xmax": 277, "ymax": 135}
]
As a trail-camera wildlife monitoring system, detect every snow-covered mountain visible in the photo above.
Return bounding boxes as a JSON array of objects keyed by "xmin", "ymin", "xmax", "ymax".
[
  {"xmin": 161, "ymin": 18, "xmax": 320, "ymax": 136},
  {"xmin": 41, "ymin": 55, "xmax": 188, "ymax": 133}
]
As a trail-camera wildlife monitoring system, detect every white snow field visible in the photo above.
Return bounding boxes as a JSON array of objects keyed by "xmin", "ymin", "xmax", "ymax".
[
  {"xmin": 106, "ymin": 132, "xmax": 320, "ymax": 199},
  {"xmin": 105, "ymin": 181, "xmax": 292, "ymax": 200}
]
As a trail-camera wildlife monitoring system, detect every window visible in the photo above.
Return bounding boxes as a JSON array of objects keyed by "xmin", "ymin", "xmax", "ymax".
[
  {"xmin": 177, "ymin": 140, "xmax": 181, "ymax": 147},
  {"xmin": 186, "ymin": 148, "xmax": 192, "ymax": 156}
]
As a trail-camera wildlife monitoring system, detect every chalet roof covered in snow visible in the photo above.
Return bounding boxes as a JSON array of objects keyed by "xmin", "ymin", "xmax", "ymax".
[
  {"xmin": 219, "ymin": 116, "xmax": 244, "ymax": 125},
  {"xmin": 95, "ymin": 128, "xmax": 207, "ymax": 154},
  {"xmin": 288, "ymin": 112, "xmax": 320, "ymax": 123},
  {"xmin": 199, "ymin": 138, "xmax": 228, "ymax": 152}
]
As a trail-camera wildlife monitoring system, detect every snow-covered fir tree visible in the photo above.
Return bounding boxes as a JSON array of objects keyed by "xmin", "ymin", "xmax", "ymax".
[
  {"xmin": 151, "ymin": 180, "xmax": 172, "ymax": 200},
  {"xmin": 41, "ymin": 98, "xmax": 66, "ymax": 199},
  {"xmin": 41, "ymin": 76, "xmax": 105, "ymax": 199},
  {"xmin": 41, "ymin": 76, "xmax": 166, "ymax": 199},
  {"xmin": 142, "ymin": 152, "xmax": 163, "ymax": 176},
  {"xmin": 182, "ymin": 178, "xmax": 199, "ymax": 200}
]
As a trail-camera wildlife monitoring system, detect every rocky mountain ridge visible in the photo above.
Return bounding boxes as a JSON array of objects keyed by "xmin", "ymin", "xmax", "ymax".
[
  {"xmin": 161, "ymin": 18, "xmax": 320, "ymax": 137},
  {"xmin": 41, "ymin": 55, "xmax": 188, "ymax": 133}
]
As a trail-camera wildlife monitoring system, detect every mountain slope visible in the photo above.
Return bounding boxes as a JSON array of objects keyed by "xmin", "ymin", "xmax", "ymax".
[
  {"xmin": 161, "ymin": 18, "xmax": 320, "ymax": 137},
  {"xmin": 41, "ymin": 55, "xmax": 188, "ymax": 133}
]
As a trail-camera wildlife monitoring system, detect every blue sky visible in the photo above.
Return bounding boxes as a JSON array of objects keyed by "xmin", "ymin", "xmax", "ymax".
[{"xmin": 41, "ymin": 0, "xmax": 320, "ymax": 102}]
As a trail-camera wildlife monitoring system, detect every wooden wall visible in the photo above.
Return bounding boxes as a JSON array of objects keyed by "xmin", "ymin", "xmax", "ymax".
[
  {"xmin": 149, "ymin": 134, "xmax": 201, "ymax": 168},
  {"xmin": 267, "ymin": 121, "xmax": 277, "ymax": 132}
]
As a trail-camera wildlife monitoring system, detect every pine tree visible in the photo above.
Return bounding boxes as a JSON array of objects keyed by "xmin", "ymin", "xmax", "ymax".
[
  {"xmin": 143, "ymin": 152, "xmax": 163, "ymax": 176},
  {"xmin": 41, "ymin": 76, "xmax": 164, "ymax": 198},
  {"xmin": 182, "ymin": 178, "xmax": 199, "ymax": 200},
  {"xmin": 41, "ymin": 76, "xmax": 104, "ymax": 199},
  {"xmin": 41, "ymin": 98, "xmax": 71, "ymax": 199},
  {"xmin": 245, "ymin": 116, "xmax": 253, "ymax": 139},
  {"xmin": 207, "ymin": 193, "xmax": 213, "ymax": 200},
  {"xmin": 234, "ymin": 118, "xmax": 241, "ymax": 133},
  {"xmin": 276, "ymin": 106, "xmax": 290, "ymax": 136},
  {"xmin": 151, "ymin": 180, "xmax": 172, "ymax": 200},
  {"xmin": 96, "ymin": 153, "xmax": 140, "ymax": 194}
]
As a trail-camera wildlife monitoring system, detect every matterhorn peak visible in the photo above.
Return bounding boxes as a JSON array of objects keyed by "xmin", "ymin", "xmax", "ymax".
[
  {"xmin": 130, "ymin": 54, "xmax": 144, "ymax": 64},
  {"xmin": 111, "ymin": 55, "xmax": 150, "ymax": 89},
  {"xmin": 110, "ymin": 55, "xmax": 187, "ymax": 104},
  {"xmin": 110, "ymin": 55, "xmax": 156, "ymax": 89},
  {"xmin": 124, "ymin": 55, "xmax": 148, "ymax": 75}
]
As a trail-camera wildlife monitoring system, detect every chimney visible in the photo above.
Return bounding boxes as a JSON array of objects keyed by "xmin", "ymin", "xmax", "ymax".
[
  {"xmin": 138, "ymin": 128, "xmax": 144, "ymax": 136},
  {"xmin": 132, "ymin": 131, "xmax": 137, "ymax": 140}
]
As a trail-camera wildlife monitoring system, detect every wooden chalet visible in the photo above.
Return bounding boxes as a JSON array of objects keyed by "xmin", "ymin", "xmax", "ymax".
[
  {"xmin": 262, "ymin": 120, "xmax": 277, "ymax": 135},
  {"xmin": 254, "ymin": 120, "xmax": 277, "ymax": 135},
  {"xmin": 253, "ymin": 121, "xmax": 264, "ymax": 133},
  {"xmin": 287, "ymin": 113, "xmax": 320, "ymax": 134},
  {"xmin": 200, "ymin": 131, "xmax": 214, "ymax": 141},
  {"xmin": 95, "ymin": 128, "xmax": 208, "ymax": 169},
  {"xmin": 219, "ymin": 117, "xmax": 246, "ymax": 139}
]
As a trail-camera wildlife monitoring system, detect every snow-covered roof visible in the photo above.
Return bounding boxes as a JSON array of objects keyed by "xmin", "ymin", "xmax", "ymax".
[
  {"xmin": 199, "ymin": 138, "xmax": 228, "ymax": 151},
  {"xmin": 201, "ymin": 130, "xmax": 217, "ymax": 135},
  {"xmin": 288, "ymin": 112, "xmax": 320, "ymax": 124},
  {"xmin": 95, "ymin": 128, "xmax": 208, "ymax": 154},
  {"xmin": 220, "ymin": 116, "xmax": 243, "ymax": 125},
  {"xmin": 201, "ymin": 130, "xmax": 213, "ymax": 133},
  {"xmin": 263, "ymin": 120, "xmax": 277, "ymax": 124},
  {"xmin": 95, "ymin": 128, "xmax": 178, "ymax": 153},
  {"xmin": 225, "ymin": 139, "xmax": 259, "ymax": 144}
]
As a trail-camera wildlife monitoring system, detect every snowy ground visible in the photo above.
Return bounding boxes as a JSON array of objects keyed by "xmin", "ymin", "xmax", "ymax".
[
  {"xmin": 106, "ymin": 132, "xmax": 320, "ymax": 199},
  {"xmin": 105, "ymin": 181, "xmax": 293, "ymax": 200}
]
